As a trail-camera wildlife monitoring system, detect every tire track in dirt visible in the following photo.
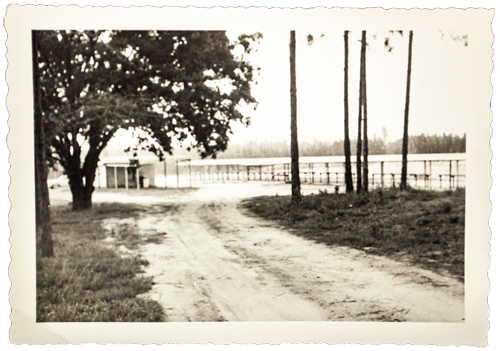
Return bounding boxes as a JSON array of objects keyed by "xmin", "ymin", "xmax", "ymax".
[
  {"xmin": 196, "ymin": 200, "xmax": 464, "ymax": 322},
  {"xmin": 94, "ymin": 184, "xmax": 464, "ymax": 322},
  {"xmin": 133, "ymin": 202, "xmax": 329, "ymax": 321}
]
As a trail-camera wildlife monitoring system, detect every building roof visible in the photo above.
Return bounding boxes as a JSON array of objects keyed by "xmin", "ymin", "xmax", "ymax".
[
  {"xmin": 99, "ymin": 155, "xmax": 193, "ymax": 167},
  {"xmin": 186, "ymin": 153, "xmax": 466, "ymax": 167}
]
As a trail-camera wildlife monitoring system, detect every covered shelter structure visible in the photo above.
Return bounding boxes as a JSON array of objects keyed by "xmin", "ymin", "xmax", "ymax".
[
  {"xmin": 96, "ymin": 155, "xmax": 159, "ymax": 190},
  {"xmin": 179, "ymin": 153, "xmax": 466, "ymax": 191},
  {"xmin": 95, "ymin": 155, "xmax": 194, "ymax": 190}
]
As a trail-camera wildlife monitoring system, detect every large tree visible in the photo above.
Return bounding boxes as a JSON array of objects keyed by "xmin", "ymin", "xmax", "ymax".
[
  {"xmin": 400, "ymin": 30, "xmax": 414, "ymax": 190},
  {"xmin": 361, "ymin": 31, "xmax": 369, "ymax": 192},
  {"xmin": 33, "ymin": 31, "xmax": 53, "ymax": 257},
  {"xmin": 356, "ymin": 31, "xmax": 367, "ymax": 193},
  {"xmin": 289, "ymin": 30, "xmax": 301, "ymax": 203},
  {"xmin": 343, "ymin": 31, "xmax": 354, "ymax": 193},
  {"xmin": 35, "ymin": 30, "xmax": 261, "ymax": 210}
]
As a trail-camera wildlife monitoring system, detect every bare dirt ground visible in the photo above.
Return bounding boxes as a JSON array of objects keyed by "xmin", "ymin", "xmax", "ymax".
[{"xmin": 51, "ymin": 182, "xmax": 465, "ymax": 322}]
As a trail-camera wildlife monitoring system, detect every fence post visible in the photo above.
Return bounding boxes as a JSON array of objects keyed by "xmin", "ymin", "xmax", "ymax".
[
  {"xmin": 326, "ymin": 163, "xmax": 330, "ymax": 184},
  {"xmin": 429, "ymin": 161, "xmax": 432, "ymax": 190},
  {"xmin": 381, "ymin": 161, "xmax": 384, "ymax": 188},
  {"xmin": 423, "ymin": 160, "xmax": 427, "ymax": 188},
  {"xmin": 449, "ymin": 160, "xmax": 452, "ymax": 190}
]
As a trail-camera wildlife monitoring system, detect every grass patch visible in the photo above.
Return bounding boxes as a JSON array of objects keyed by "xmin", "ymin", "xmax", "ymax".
[
  {"xmin": 241, "ymin": 188, "xmax": 465, "ymax": 280},
  {"xmin": 37, "ymin": 203, "xmax": 164, "ymax": 322}
]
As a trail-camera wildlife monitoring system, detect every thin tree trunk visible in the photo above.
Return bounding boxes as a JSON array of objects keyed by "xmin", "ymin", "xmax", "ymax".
[
  {"xmin": 361, "ymin": 31, "xmax": 369, "ymax": 192},
  {"xmin": 401, "ymin": 30, "xmax": 414, "ymax": 190},
  {"xmin": 343, "ymin": 31, "xmax": 354, "ymax": 193},
  {"xmin": 33, "ymin": 31, "xmax": 53, "ymax": 258},
  {"xmin": 356, "ymin": 31, "xmax": 364, "ymax": 193},
  {"xmin": 290, "ymin": 30, "xmax": 301, "ymax": 203}
]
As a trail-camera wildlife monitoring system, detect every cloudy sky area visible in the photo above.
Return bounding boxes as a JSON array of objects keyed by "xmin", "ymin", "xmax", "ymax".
[
  {"xmin": 227, "ymin": 28, "xmax": 474, "ymax": 144},
  {"xmin": 108, "ymin": 11, "xmax": 490, "ymax": 153}
]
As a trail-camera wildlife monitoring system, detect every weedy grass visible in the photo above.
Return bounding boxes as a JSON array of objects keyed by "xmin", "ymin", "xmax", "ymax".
[
  {"xmin": 37, "ymin": 203, "xmax": 164, "ymax": 322},
  {"xmin": 242, "ymin": 188, "xmax": 465, "ymax": 280}
]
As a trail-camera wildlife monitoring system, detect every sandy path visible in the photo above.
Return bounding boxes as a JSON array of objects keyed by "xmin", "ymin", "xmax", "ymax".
[{"xmin": 53, "ymin": 183, "xmax": 464, "ymax": 322}]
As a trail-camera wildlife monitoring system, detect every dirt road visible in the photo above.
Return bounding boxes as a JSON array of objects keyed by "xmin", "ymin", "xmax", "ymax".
[{"xmin": 54, "ymin": 183, "xmax": 465, "ymax": 322}]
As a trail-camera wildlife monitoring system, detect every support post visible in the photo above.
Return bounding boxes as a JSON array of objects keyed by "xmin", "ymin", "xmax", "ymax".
[
  {"xmin": 125, "ymin": 167, "xmax": 128, "ymax": 190},
  {"xmin": 114, "ymin": 166, "xmax": 117, "ymax": 189},
  {"xmin": 326, "ymin": 163, "xmax": 330, "ymax": 184},
  {"xmin": 176, "ymin": 160, "xmax": 179, "ymax": 189},
  {"xmin": 429, "ymin": 161, "xmax": 432, "ymax": 190},
  {"xmin": 136, "ymin": 167, "xmax": 140, "ymax": 190},
  {"xmin": 164, "ymin": 161, "xmax": 167, "ymax": 188},
  {"xmin": 189, "ymin": 160, "xmax": 192, "ymax": 188},
  {"xmin": 424, "ymin": 160, "xmax": 427, "ymax": 188},
  {"xmin": 449, "ymin": 160, "xmax": 452, "ymax": 190},
  {"xmin": 381, "ymin": 162, "xmax": 384, "ymax": 188}
]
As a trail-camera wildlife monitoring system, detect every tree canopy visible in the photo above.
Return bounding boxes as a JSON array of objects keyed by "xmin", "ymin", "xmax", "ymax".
[{"xmin": 34, "ymin": 30, "xmax": 261, "ymax": 209}]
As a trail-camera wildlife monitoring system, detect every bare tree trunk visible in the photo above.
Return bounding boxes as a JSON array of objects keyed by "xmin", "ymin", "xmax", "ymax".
[
  {"xmin": 343, "ymin": 31, "xmax": 354, "ymax": 193},
  {"xmin": 401, "ymin": 31, "xmax": 414, "ymax": 190},
  {"xmin": 290, "ymin": 30, "xmax": 301, "ymax": 203},
  {"xmin": 356, "ymin": 31, "xmax": 364, "ymax": 193},
  {"xmin": 33, "ymin": 31, "xmax": 53, "ymax": 258},
  {"xmin": 361, "ymin": 31, "xmax": 369, "ymax": 192}
]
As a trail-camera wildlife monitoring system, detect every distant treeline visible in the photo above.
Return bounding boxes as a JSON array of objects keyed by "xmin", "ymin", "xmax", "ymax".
[{"xmin": 218, "ymin": 133, "xmax": 466, "ymax": 159}]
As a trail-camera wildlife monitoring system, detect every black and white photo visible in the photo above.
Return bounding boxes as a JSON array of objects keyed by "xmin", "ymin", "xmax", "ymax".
[{"xmin": 6, "ymin": 5, "xmax": 493, "ymax": 346}]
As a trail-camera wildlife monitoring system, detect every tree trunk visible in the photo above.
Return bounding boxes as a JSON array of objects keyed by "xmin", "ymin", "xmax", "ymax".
[
  {"xmin": 289, "ymin": 30, "xmax": 301, "ymax": 203},
  {"xmin": 68, "ymin": 173, "xmax": 95, "ymax": 210},
  {"xmin": 343, "ymin": 31, "xmax": 354, "ymax": 193},
  {"xmin": 356, "ymin": 31, "xmax": 364, "ymax": 193},
  {"xmin": 401, "ymin": 31, "xmax": 413, "ymax": 190},
  {"xmin": 66, "ymin": 155, "xmax": 91, "ymax": 210},
  {"xmin": 33, "ymin": 31, "xmax": 53, "ymax": 258},
  {"xmin": 361, "ymin": 31, "xmax": 369, "ymax": 192}
]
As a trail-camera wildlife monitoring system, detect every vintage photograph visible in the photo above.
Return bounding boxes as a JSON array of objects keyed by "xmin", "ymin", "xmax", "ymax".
[
  {"xmin": 4, "ymin": 4, "xmax": 494, "ymax": 347},
  {"xmin": 7, "ymin": 5, "xmax": 492, "ymax": 345}
]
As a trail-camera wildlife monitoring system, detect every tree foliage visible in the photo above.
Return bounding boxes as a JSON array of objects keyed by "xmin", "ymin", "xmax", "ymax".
[{"xmin": 35, "ymin": 30, "xmax": 261, "ymax": 209}]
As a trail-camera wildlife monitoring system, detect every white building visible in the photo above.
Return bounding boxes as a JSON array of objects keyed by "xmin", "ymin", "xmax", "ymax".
[{"xmin": 95, "ymin": 155, "xmax": 190, "ymax": 189}]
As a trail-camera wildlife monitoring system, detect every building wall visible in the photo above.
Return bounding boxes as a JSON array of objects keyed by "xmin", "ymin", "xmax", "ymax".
[
  {"xmin": 97, "ymin": 160, "xmax": 189, "ymax": 190},
  {"xmin": 139, "ymin": 164, "xmax": 155, "ymax": 187}
]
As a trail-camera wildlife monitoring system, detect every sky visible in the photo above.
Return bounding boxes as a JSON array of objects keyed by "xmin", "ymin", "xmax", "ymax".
[
  {"xmin": 226, "ymin": 28, "xmax": 477, "ymax": 144},
  {"xmin": 109, "ymin": 27, "xmax": 478, "ymax": 151}
]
